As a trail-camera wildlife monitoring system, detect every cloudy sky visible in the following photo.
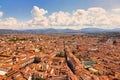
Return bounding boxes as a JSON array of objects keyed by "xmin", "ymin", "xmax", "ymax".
[{"xmin": 0, "ymin": 0, "xmax": 120, "ymax": 29}]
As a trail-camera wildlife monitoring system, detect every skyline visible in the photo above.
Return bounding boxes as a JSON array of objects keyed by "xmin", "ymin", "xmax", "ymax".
[{"xmin": 0, "ymin": 0, "xmax": 120, "ymax": 29}]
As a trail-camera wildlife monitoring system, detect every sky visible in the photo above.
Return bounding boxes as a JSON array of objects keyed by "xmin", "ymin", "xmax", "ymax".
[{"xmin": 0, "ymin": 0, "xmax": 120, "ymax": 29}]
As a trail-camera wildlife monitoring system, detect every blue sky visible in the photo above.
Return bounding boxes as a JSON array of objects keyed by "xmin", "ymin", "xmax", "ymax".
[
  {"xmin": 0, "ymin": 0, "xmax": 120, "ymax": 22},
  {"xmin": 0, "ymin": 0, "xmax": 120, "ymax": 29}
]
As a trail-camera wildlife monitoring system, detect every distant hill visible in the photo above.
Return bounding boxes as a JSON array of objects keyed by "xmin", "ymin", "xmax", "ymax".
[
  {"xmin": 24, "ymin": 28, "xmax": 78, "ymax": 34},
  {"xmin": 24, "ymin": 28, "xmax": 120, "ymax": 33},
  {"xmin": 0, "ymin": 28, "xmax": 120, "ymax": 34},
  {"xmin": 110, "ymin": 28, "xmax": 120, "ymax": 32},
  {"xmin": 0, "ymin": 29, "xmax": 23, "ymax": 34},
  {"xmin": 79, "ymin": 28, "xmax": 106, "ymax": 33},
  {"xmin": 79, "ymin": 28, "xmax": 120, "ymax": 33}
]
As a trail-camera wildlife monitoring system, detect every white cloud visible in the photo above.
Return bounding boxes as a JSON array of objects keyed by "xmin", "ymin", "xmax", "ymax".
[
  {"xmin": 88, "ymin": 7, "xmax": 106, "ymax": 15},
  {"xmin": 87, "ymin": 8, "xmax": 111, "ymax": 26},
  {"xmin": 109, "ymin": 14, "xmax": 120, "ymax": 27},
  {"xmin": 30, "ymin": 6, "xmax": 48, "ymax": 27},
  {"xmin": 73, "ymin": 9, "xmax": 87, "ymax": 16},
  {"xmin": 31, "ymin": 6, "xmax": 47, "ymax": 17},
  {"xmin": 112, "ymin": 8, "xmax": 120, "ymax": 13},
  {"xmin": 49, "ymin": 11, "xmax": 71, "ymax": 26},
  {"xmin": 0, "ymin": 6, "xmax": 120, "ymax": 29},
  {"xmin": 0, "ymin": 12, "xmax": 3, "ymax": 17},
  {"xmin": 72, "ymin": 9, "xmax": 88, "ymax": 26},
  {"xmin": 0, "ymin": 17, "xmax": 20, "ymax": 29}
]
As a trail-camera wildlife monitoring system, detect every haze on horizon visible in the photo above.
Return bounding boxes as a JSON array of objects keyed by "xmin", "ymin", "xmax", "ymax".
[{"xmin": 0, "ymin": 0, "xmax": 120, "ymax": 30}]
